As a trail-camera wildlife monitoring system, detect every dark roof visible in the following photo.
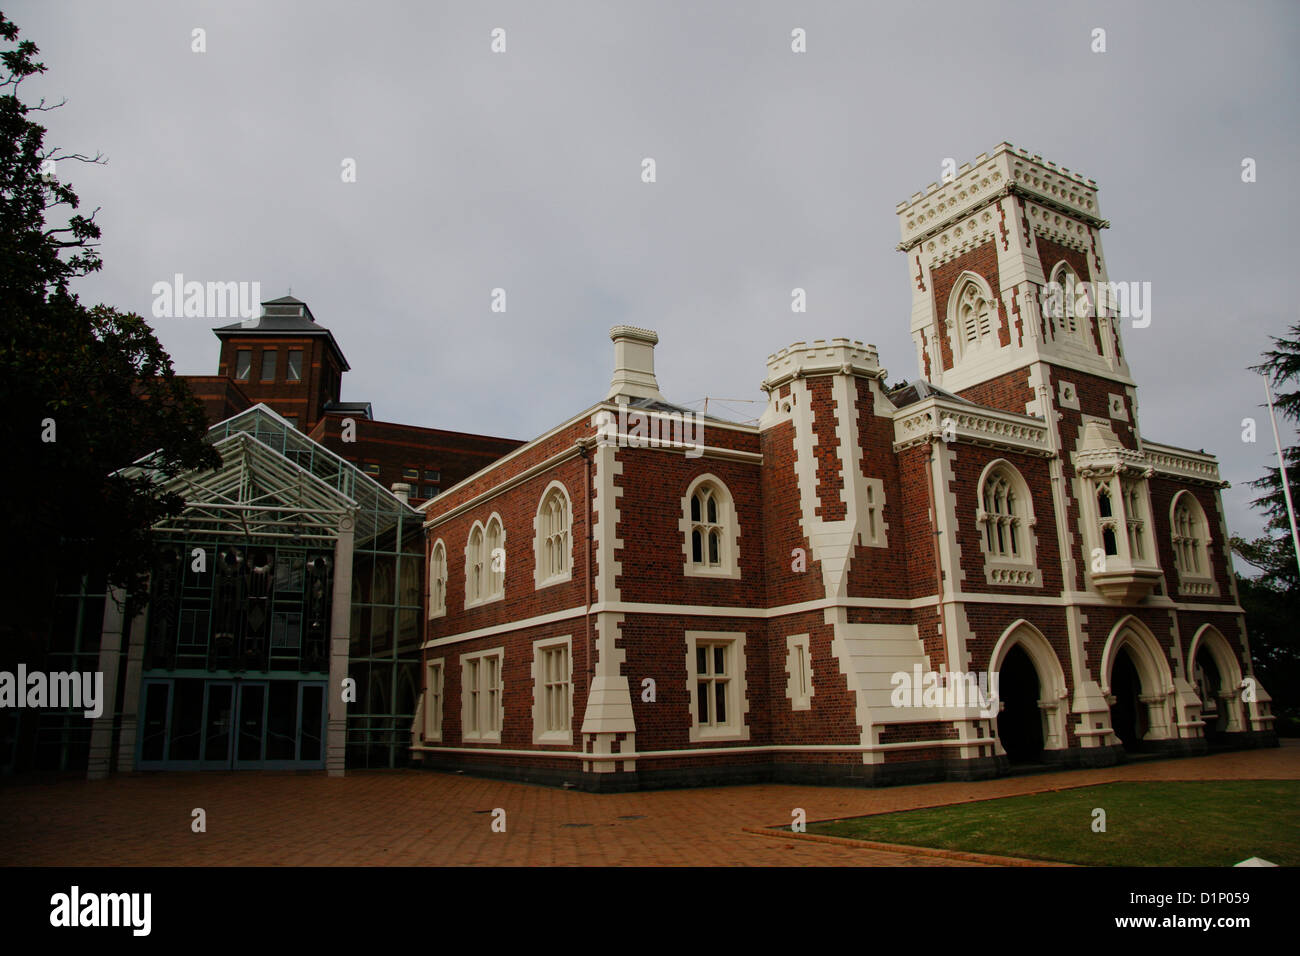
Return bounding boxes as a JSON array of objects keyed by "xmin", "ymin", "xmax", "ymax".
[
  {"xmin": 887, "ymin": 379, "xmax": 979, "ymax": 410},
  {"xmin": 213, "ymin": 296, "xmax": 350, "ymax": 370},
  {"xmin": 321, "ymin": 400, "xmax": 373, "ymax": 421}
]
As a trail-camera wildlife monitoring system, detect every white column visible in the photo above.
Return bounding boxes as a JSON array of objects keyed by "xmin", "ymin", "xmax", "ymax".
[
  {"xmin": 114, "ymin": 597, "xmax": 149, "ymax": 772},
  {"xmin": 87, "ymin": 588, "xmax": 126, "ymax": 780},
  {"xmin": 327, "ymin": 512, "xmax": 356, "ymax": 776}
]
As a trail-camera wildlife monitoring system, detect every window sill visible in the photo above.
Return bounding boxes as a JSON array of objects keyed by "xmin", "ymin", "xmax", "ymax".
[
  {"xmin": 684, "ymin": 565, "xmax": 741, "ymax": 580},
  {"xmin": 534, "ymin": 731, "xmax": 573, "ymax": 746},
  {"xmin": 690, "ymin": 726, "xmax": 749, "ymax": 743},
  {"xmin": 535, "ymin": 571, "xmax": 572, "ymax": 590},
  {"xmin": 462, "ymin": 733, "xmax": 502, "ymax": 744}
]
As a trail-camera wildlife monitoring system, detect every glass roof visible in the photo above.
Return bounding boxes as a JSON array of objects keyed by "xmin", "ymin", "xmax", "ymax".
[{"xmin": 126, "ymin": 404, "xmax": 418, "ymax": 545}]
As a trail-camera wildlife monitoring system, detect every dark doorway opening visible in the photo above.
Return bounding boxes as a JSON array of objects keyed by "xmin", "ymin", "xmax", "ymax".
[
  {"xmin": 1194, "ymin": 648, "xmax": 1228, "ymax": 739},
  {"xmin": 996, "ymin": 645, "xmax": 1044, "ymax": 764},
  {"xmin": 1110, "ymin": 647, "xmax": 1147, "ymax": 752}
]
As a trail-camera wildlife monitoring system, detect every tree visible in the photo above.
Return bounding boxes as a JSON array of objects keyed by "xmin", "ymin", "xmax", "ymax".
[
  {"xmin": 1230, "ymin": 321, "xmax": 1300, "ymax": 734},
  {"xmin": 0, "ymin": 11, "xmax": 219, "ymax": 655}
]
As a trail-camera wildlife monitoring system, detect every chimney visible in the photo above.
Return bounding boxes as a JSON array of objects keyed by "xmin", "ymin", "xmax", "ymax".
[
  {"xmin": 391, "ymin": 482, "xmax": 412, "ymax": 505},
  {"xmin": 606, "ymin": 326, "xmax": 663, "ymax": 402}
]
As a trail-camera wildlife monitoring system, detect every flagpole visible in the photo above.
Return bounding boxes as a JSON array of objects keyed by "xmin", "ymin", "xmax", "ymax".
[{"xmin": 1263, "ymin": 374, "xmax": 1300, "ymax": 571}]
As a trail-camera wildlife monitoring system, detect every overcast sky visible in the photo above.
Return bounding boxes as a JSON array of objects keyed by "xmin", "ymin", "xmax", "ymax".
[{"xmin": 11, "ymin": 0, "xmax": 1300, "ymax": 567}]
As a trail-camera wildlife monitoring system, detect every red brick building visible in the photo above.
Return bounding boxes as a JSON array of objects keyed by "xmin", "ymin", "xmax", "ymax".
[
  {"xmin": 412, "ymin": 143, "xmax": 1276, "ymax": 791},
  {"xmin": 183, "ymin": 295, "xmax": 524, "ymax": 506}
]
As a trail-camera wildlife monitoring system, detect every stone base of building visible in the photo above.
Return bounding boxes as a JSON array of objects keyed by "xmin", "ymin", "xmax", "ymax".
[{"xmin": 413, "ymin": 737, "xmax": 1273, "ymax": 792}]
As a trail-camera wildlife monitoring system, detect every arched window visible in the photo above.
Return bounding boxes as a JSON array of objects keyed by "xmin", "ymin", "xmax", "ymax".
[
  {"xmin": 485, "ymin": 515, "xmax": 505, "ymax": 598},
  {"xmin": 692, "ymin": 484, "xmax": 723, "ymax": 568},
  {"xmin": 1048, "ymin": 262, "xmax": 1089, "ymax": 338},
  {"xmin": 951, "ymin": 274, "xmax": 998, "ymax": 361},
  {"xmin": 466, "ymin": 525, "xmax": 484, "ymax": 606},
  {"xmin": 976, "ymin": 461, "xmax": 1039, "ymax": 586},
  {"xmin": 429, "ymin": 539, "xmax": 447, "ymax": 618},
  {"xmin": 954, "ymin": 278, "xmax": 994, "ymax": 349},
  {"xmin": 1171, "ymin": 491, "xmax": 1214, "ymax": 592},
  {"xmin": 981, "ymin": 468, "xmax": 1022, "ymax": 558},
  {"xmin": 534, "ymin": 482, "xmax": 573, "ymax": 587},
  {"xmin": 680, "ymin": 475, "xmax": 741, "ymax": 578},
  {"xmin": 1097, "ymin": 485, "xmax": 1119, "ymax": 556},
  {"xmin": 1123, "ymin": 480, "xmax": 1146, "ymax": 560}
]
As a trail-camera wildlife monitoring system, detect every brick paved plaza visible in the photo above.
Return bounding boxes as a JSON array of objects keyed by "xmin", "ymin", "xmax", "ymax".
[{"xmin": 2, "ymin": 742, "xmax": 1295, "ymax": 867}]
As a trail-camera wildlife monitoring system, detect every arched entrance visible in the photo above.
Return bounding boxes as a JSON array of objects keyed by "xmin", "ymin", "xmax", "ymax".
[
  {"xmin": 1109, "ymin": 647, "xmax": 1147, "ymax": 751},
  {"xmin": 996, "ymin": 644, "xmax": 1044, "ymax": 763},
  {"xmin": 1194, "ymin": 647, "xmax": 1226, "ymax": 736},
  {"xmin": 989, "ymin": 620, "xmax": 1069, "ymax": 760},
  {"xmin": 1102, "ymin": 618, "xmax": 1175, "ymax": 751},
  {"xmin": 1188, "ymin": 625, "xmax": 1246, "ymax": 737}
]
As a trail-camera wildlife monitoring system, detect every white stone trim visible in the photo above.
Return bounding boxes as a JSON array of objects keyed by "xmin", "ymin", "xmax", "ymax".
[
  {"xmin": 685, "ymin": 630, "xmax": 750, "ymax": 743},
  {"xmin": 785, "ymin": 633, "xmax": 814, "ymax": 710},
  {"xmin": 531, "ymin": 634, "xmax": 574, "ymax": 745},
  {"xmin": 460, "ymin": 646, "xmax": 504, "ymax": 743},
  {"xmin": 1142, "ymin": 441, "xmax": 1223, "ymax": 486},
  {"xmin": 893, "ymin": 397, "xmax": 1052, "ymax": 456},
  {"xmin": 421, "ymin": 593, "xmax": 1248, "ymax": 650},
  {"xmin": 533, "ymin": 479, "xmax": 574, "ymax": 590},
  {"xmin": 679, "ymin": 473, "xmax": 742, "ymax": 579},
  {"xmin": 1057, "ymin": 378, "xmax": 1079, "ymax": 410},
  {"xmin": 1107, "ymin": 392, "xmax": 1128, "ymax": 422}
]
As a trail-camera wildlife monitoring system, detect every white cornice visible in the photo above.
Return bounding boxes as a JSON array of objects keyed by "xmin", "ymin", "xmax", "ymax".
[{"xmin": 893, "ymin": 397, "xmax": 1052, "ymax": 456}]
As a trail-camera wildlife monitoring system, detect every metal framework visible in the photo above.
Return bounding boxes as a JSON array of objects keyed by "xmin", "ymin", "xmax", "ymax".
[{"xmin": 122, "ymin": 404, "xmax": 418, "ymax": 546}]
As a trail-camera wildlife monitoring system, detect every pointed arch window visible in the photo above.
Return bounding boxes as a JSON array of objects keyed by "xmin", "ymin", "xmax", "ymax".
[
  {"xmin": 1171, "ymin": 491, "xmax": 1216, "ymax": 596},
  {"xmin": 976, "ymin": 461, "xmax": 1041, "ymax": 586},
  {"xmin": 534, "ymin": 483, "xmax": 573, "ymax": 588},
  {"xmin": 1097, "ymin": 485, "xmax": 1119, "ymax": 556},
  {"xmin": 485, "ymin": 515, "xmax": 505, "ymax": 599},
  {"xmin": 957, "ymin": 281, "xmax": 994, "ymax": 346},
  {"xmin": 1048, "ymin": 262, "xmax": 1090, "ymax": 339},
  {"xmin": 465, "ymin": 525, "xmax": 485, "ymax": 606},
  {"xmin": 680, "ymin": 475, "xmax": 742, "ymax": 579},
  {"xmin": 429, "ymin": 539, "xmax": 447, "ymax": 618}
]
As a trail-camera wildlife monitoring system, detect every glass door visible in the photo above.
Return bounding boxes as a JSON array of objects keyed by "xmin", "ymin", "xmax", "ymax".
[
  {"xmin": 138, "ymin": 680, "xmax": 173, "ymax": 768},
  {"xmin": 200, "ymin": 682, "xmax": 235, "ymax": 768},
  {"xmin": 298, "ymin": 682, "xmax": 326, "ymax": 767},
  {"xmin": 234, "ymin": 681, "xmax": 268, "ymax": 768}
]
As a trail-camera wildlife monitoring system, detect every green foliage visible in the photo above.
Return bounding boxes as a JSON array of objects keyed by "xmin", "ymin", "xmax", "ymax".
[
  {"xmin": 0, "ymin": 11, "xmax": 219, "ymax": 643},
  {"xmin": 1235, "ymin": 319, "xmax": 1300, "ymax": 733}
]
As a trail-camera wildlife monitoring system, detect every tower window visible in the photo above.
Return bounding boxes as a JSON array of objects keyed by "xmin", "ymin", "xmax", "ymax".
[
  {"xmin": 287, "ymin": 350, "xmax": 303, "ymax": 382},
  {"xmin": 260, "ymin": 349, "xmax": 277, "ymax": 381},
  {"xmin": 235, "ymin": 349, "xmax": 252, "ymax": 381},
  {"xmin": 950, "ymin": 276, "xmax": 996, "ymax": 357}
]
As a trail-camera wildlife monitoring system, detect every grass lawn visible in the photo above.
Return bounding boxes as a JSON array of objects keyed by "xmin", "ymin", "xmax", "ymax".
[{"xmin": 804, "ymin": 780, "xmax": 1300, "ymax": 866}]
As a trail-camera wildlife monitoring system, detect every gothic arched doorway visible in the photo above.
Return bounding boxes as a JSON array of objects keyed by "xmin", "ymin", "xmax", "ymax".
[
  {"xmin": 1194, "ymin": 646, "xmax": 1228, "ymax": 737},
  {"xmin": 1110, "ymin": 647, "xmax": 1147, "ymax": 751},
  {"xmin": 996, "ymin": 644, "xmax": 1044, "ymax": 763}
]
